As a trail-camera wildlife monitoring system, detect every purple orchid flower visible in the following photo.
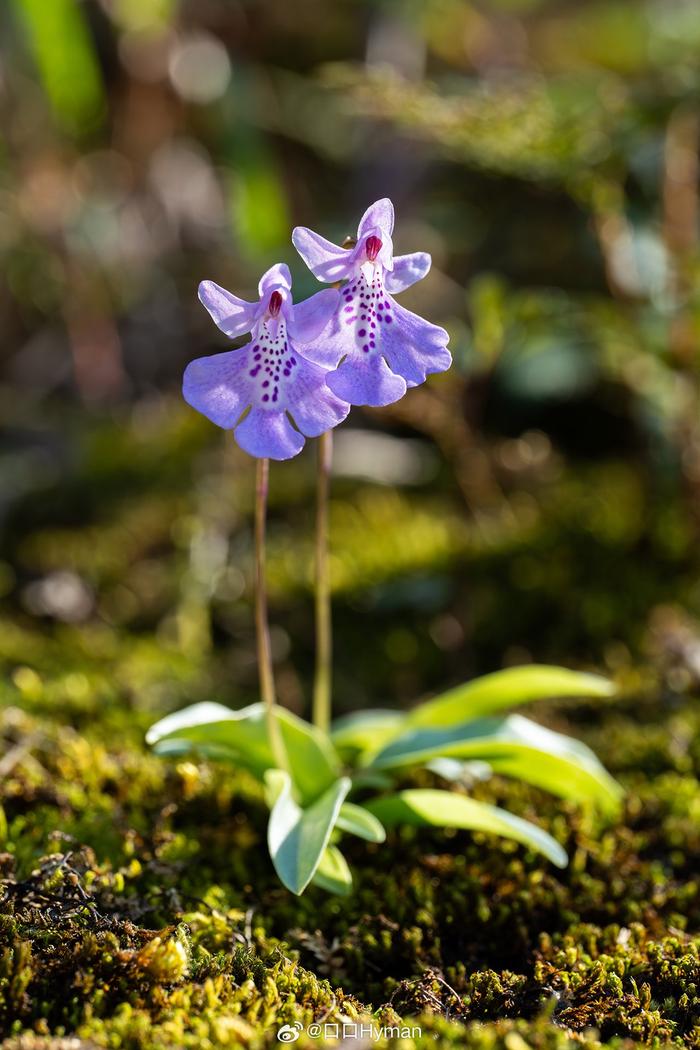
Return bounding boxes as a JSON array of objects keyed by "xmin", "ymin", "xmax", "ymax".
[
  {"xmin": 292, "ymin": 198, "xmax": 451, "ymax": 407},
  {"xmin": 184, "ymin": 264, "xmax": 349, "ymax": 460}
]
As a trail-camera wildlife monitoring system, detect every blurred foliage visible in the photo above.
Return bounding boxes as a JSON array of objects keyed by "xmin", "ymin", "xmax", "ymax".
[
  {"xmin": 11, "ymin": 0, "xmax": 105, "ymax": 136},
  {"xmin": 2, "ymin": 0, "xmax": 700, "ymax": 1044}
]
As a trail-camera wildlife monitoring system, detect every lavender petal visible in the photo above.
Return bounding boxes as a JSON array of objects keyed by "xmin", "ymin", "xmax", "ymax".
[
  {"xmin": 382, "ymin": 299, "xmax": 452, "ymax": 387},
  {"xmin": 326, "ymin": 353, "xmax": 406, "ymax": 408},
  {"xmin": 385, "ymin": 252, "xmax": 432, "ymax": 294},
  {"xmin": 292, "ymin": 226, "xmax": 355, "ymax": 283},
  {"xmin": 288, "ymin": 288, "xmax": 340, "ymax": 344},
  {"xmin": 258, "ymin": 263, "xmax": 292, "ymax": 296},
  {"xmin": 236, "ymin": 408, "xmax": 305, "ymax": 460},
  {"xmin": 357, "ymin": 198, "xmax": 394, "ymax": 238},
  {"xmin": 183, "ymin": 346, "xmax": 251, "ymax": 428},
  {"xmin": 198, "ymin": 282, "xmax": 258, "ymax": 339}
]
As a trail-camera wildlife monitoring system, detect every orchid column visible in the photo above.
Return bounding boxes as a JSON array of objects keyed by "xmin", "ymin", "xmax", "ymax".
[{"xmin": 183, "ymin": 263, "xmax": 349, "ymax": 767}]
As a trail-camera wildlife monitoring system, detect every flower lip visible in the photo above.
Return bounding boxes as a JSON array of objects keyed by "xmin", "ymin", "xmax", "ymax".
[
  {"xmin": 268, "ymin": 290, "xmax": 283, "ymax": 317},
  {"xmin": 365, "ymin": 235, "xmax": 382, "ymax": 262}
]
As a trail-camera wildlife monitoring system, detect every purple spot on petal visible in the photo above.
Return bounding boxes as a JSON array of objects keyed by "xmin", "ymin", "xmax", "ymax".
[
  {"xmin": 358, "ymin": 328, "xmax": 366, "ymax": 336},
  {"xmin": 262, "ymin": 394, "xmax": 269, "ymax": 402},
  {"xmin": 386, "ymin": 316, "xmax": 392, "ymax": 324}
]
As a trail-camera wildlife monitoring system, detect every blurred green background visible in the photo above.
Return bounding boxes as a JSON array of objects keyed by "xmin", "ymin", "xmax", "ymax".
[{"xmin": 2, "ymin": 0, "xmax": 700, "ymax": 730}]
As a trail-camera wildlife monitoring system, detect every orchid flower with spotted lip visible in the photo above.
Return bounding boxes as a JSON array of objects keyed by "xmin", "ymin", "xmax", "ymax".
[
  {"xmin": 183, "ymin": 263, "xmax": 350, "ymax": 461},
  {"xmin": 292, "ymin": 198, "xmax": 452, "ymax": 408}
]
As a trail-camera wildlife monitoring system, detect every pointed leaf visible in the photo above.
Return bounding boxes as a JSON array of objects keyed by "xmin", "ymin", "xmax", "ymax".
[
  {"xmin": 147, "ymin": 702, "xmax": 341, "ymax": 804},
  {"xmin": 330, "ymin": 709, "xmax": 405, "ymax": 757},
  {"xmin": 147, "ymin": 702, "xmax": 269, "ymax": 771},
  {"xmin": 336, "ymin": 802, "xmax": 386, "ymax": 843},
  {"xmin": 266, "ymin": 772, "xmax": 351, "ymax": 895},
  {"xmin": 409, "ymin": 665, "xmax": 616, "ymax": 729},
  {"xmin": 368, "ymin": 714, "xmax": 622, "ymax": 814},
  {"xmin": 367, "ymin": 789, "xmax": 567, "ymax": 867},
  {"xmin": 311, "ymin": 845, "xmax": 353, "ymax": 895}
]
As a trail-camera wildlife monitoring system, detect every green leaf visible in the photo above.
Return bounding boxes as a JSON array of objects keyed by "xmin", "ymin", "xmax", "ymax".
[
  {"xmin": 336, "ymin": 802, "xmax": 386, "ymax": 843},
  {"xmin": 408, "ymin": 665, "xmax": 616, "ymax": 730},
  {"xmin": 266, "ymin": 772, "xmax": 351, "ymax": 895},
  {"xmin": 347, "ymin": 770, "xmax": 395, "ymax": 791},
  {"xmin": 330, "ymin": 709, "xmax": 405, "ymax": 757},
  {"xmin": 13, "ymin": 0, "xmax": 105, "ymax": 136},
  {"xmin": 147, "ymin": 702, "xmax": 269, "ymax": 770},
  {"xmin": 484, "ymin": 748, "xmax": 622, "ymax": 813},
  {"xmin": 146, "ymin": 702, "xmax": 341, "ymax": 804},
  {"xmin": 367, "ymin": 789, "xmax": 568, "ymax": 868},
  {"xmin": 311, "ymin": 845, "xmax": 353, "ymax": 896},
  {"xmin": 264, "ymin": 767, "xmax": 288, "ymax": 808},
  {"xmin": 426, "ymin": 758, "xmax": 493, "ymax": 783},
  {"xmin": 368, "ymin": 714, "xmax": 622, "ymax": 814}
]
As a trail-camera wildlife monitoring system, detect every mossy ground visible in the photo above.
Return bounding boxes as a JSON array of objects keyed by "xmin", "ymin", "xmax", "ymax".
[{"xmin": 1, "ymin": 403, "xmax": 699, "ymax": 1048}]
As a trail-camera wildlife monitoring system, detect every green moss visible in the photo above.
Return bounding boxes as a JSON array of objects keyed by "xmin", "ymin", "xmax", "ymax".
[{"xmin": 1, "ymin": 690, "xmax": 699, "ymax": 1048}]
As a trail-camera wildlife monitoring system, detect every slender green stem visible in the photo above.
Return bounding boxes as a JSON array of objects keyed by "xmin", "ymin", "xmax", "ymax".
[
  {"xmin": 313, "ymin": 430, "xmax": 333, "ymax": 734},
  {"xmin": 254, "ymin": 458, "xmax": 289, "ymax": 773}
]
